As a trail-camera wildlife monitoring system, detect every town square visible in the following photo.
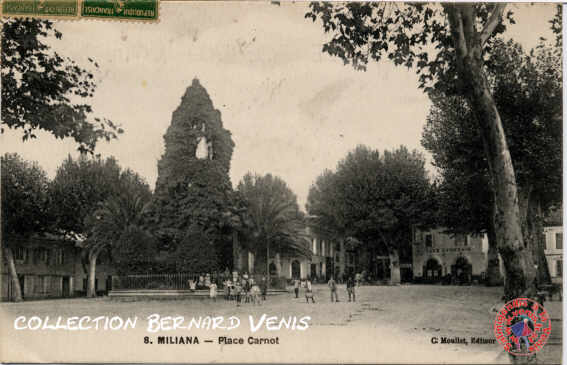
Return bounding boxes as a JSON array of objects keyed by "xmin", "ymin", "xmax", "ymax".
[{"xmin": 0, "ymin": 2, "xmax": 563, "ymax": 364}]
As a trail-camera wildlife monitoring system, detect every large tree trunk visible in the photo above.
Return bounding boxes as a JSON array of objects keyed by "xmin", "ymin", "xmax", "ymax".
[
  {"xmin": 4, "ymin": 246, "xmax": 23, "ymax": 302},
  {"xmin": 486, "ymin": 222, "xmax": 503, "ymax": 286},
  {"xmin": 445, "ymin": 5, "xmax": 535, "ymax": 300},
  {"xmin": 232, "ymin": 230, "xmax": 242, "ymax": 272},
  {"xmin": 87, "ymin": 250, "xmax": 99, "ymax": 298},
  {"xmin": 519, "ymin": 189, "xmax": 552, "ymax": 286},
  {"xmin": 470, "ymin": 70, "xmax": 535, "ymax": 300},
  {"xmin": 389, "ymin": 248, "xmax": 401, "ymax": 285}
]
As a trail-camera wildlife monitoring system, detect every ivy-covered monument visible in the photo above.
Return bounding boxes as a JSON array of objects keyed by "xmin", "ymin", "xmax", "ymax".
[{"xmin": 146, "ymin": 78, "xmax": 242, "ymax": 273}]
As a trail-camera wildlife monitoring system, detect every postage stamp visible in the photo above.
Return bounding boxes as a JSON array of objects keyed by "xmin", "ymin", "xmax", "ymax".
[
  {"xmin": 81, "ymin": 0, "xmax": 158, "ymax": 21},
  {"xmin": 2, "ymin": 0, "xmax": 79, "ymax": 18}
]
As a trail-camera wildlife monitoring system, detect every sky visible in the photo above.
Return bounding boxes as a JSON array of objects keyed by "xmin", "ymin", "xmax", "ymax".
[{"xmin": 1, "ymin": 2, "xmax": 558, "ymax": 209}]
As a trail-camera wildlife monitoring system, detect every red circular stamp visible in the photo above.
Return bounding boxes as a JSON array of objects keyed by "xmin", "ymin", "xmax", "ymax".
[{"xmin": 494, "ymin": 298, "xmax": 551, "ymax": 356}]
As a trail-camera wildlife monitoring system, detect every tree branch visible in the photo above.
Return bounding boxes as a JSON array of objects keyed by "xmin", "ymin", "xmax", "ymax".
[
  {"xmin": 479, "ymin": 4, "xmax": 506, "ymax": 46},
  {"xmin": 443, "ymin": 5, "xmax": 468, "ymax": 58}
]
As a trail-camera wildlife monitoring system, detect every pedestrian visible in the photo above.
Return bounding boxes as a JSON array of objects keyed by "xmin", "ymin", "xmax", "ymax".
[
  {"xmin": 234, "ymin": 280, "xmax": 242, "ymax": 306},
  {"xmin": 209, "ymin": 280, "xmax": 218, "ymax": 302},
  {"xmin": 188, "ymin": 279, "xmax": 196, "ymax": 292},
  {"xmin": 260, "ymin": 276, "xmax": 268, "ymax": 301},
  {"xmin": 225, "ymin": 279, "xmax": 232, "ymax": 300},
  {"xmin": 305, "ymin": 278, "xmax": 315, "ymax": 303},
  {"xmin": 347, "ymin": 276, "xmax": 355, "ymax": 302},
  {"xmin": 293, "ymin": 278, "xmax": 300, "ymax": 298},
  {"xmin": 328, "ymin": 276, "xmax": 339, "ymax": 302},
  {"xmin": 355, "ymin": 272, "xmax": 361, "ymax": 287}
]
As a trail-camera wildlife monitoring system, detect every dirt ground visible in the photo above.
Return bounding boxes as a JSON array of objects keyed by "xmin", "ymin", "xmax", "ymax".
[{"xmin": 0, "ymin": 284, "xmax": 562, "ymax": 363}]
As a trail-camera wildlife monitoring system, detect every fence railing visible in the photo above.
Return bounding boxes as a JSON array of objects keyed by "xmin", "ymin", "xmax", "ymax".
[
  {"xmin": 111, "ymin": 272, "xmax": 291, "ymax": 290},
  {"xmin": 112, "ymin": 273, "xmax": 224, "ymax": 290}
]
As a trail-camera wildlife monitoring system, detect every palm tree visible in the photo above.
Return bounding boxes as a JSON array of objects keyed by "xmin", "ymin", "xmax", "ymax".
[
  {"xmin": 237, "ymin": 173, "xmax": 311, "ymax": 287},
  {"xmin": 84, "ymin": 191, "xmax": 150, "ymax": 297}
]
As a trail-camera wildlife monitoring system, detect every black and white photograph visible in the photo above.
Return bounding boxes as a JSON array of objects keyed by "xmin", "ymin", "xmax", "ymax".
[{"xmin": 0, "ymin": 1, "xmax": 563, "ymax": 363}]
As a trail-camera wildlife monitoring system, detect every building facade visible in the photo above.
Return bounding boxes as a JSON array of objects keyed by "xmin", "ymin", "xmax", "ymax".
[
  {"xmin": 233, "ymin": 225, "xmax": 351, "ymax": 282},
  {"xmin": 412, "ymin": 228, "xmax": 487, "ymax": 284},
  {"xmin": 543, "ymin": 226, "xmax": 563, "ymax": 283},
  {"xmin": 412, "ymin": 226, "xmax": 564, "ymax": 285},
  {"xmin": 1, "ymin": 235, "xmax": 115, "ymax": 302},
  {"xmin": 1, "ymin": 236, "xmax": 78, "ymax": 301}
]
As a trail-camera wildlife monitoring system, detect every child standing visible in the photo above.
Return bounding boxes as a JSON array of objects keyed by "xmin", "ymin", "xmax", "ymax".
[
  {"xmin": 260, "ymin": 276, "xmax": 268, "ymax": 301},
  {"xmin": 346, "ymin": 276, "xmax": 355, "ymax": 302},
  {"xmin": 234, "ymin": 280, "xmax": 242, "ymax": 307},
  {"xmin": 328, "ymin": 276, "xmax": 339, "ymax": 302},
  {"xmin": 209, "ymin": 281, "xmax": 218, "ymax": 302},
  {"xmin": 293, "ymin": 278, "xmax": 300, "ymax": 298},
  {"xmin": 305, "ymin": 279, "xmax": 315, "ymax": 303}
]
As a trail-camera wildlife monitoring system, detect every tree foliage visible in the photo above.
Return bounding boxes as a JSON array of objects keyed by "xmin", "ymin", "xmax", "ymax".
[
  {"xmin": 305, "ymin": 3, "xmax": 514, "ymax": 95},
  {"xmin": 307, "ymin": 145, "xmax": 435, "ymax": 255},
  {"xmin": 173, "ymin": 224, "xmax": 220, "ymax": 273},
  {"xmin": 112, "ymin": 225, "xmax": 159, "ymax": 275},
  {"xmin": 85, "ymin": 186, "xmax": 152, "ymax": 257},
  {"xmin": 1, "ymin": 19, "xmax": 122, "ymax": 153},
  {"xmin": 422, "ymin": 39, "xmax": 562, "ymax": 235},
  {"xmin": 49, "ymin": 154, "xmax": 151, "ymax": 236},
  {"xmin": 237, "ymin": 173, "xmax": 312, "ymax": 259},
  {"xmin": 147, "ymin": 79, "xmax": 237, "ymax": 269},
  {"xmin": 1, "ymin": 153, "xmax": 52, "ymax": 240}
]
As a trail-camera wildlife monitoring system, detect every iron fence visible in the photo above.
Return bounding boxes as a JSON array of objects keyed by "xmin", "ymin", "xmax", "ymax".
[{"xmin": 112, "ymin": 272, "xmax": 225, "ymax": 290}]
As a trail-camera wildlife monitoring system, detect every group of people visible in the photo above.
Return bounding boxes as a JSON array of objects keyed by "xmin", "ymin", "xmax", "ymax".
[
  {"xmin": 292, "ymin": 275, "xmax": 358, "ymax": 303},
  {"xmin": 222, "ymin": 274, "xmax": 268, "ymax": 306},
  {"xmin": 187, "ymin": 272, "xmax": 268, "ymax": 306}
]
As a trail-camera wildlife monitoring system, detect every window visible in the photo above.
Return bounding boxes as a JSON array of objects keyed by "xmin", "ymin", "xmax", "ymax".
[
  {"xmin": 464, "ymin": 236, "xmax": 469, "ymax": 246},
  {"xmin": 425, "ymin": 234, "xmax": 433, "ymax": 248},
  {"xmin": 556, "ymin": 260, "xmax": 562, "ymax": 277},
  {"xmin": 311, "ymin": 238, "xmax": 316, "ymax": 253},
  {"xmin": 556, "ymin": 233, "xmax": 563, "ymax": 250},
  {"xmin": 35, "ymin": 276, "xmax": 46, "ymax": 294},
  {"xmin": 14, "ymin": 247, "xmax": 26, "ymax": 262},
  {"xmin": 54, "ymin": 249, "xmax": 63, "ymax": 265}
]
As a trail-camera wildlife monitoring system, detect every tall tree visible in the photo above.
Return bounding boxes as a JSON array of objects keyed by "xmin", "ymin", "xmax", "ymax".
[
  {"xmin": 307, "ymin": 145, "xmax": 435, "ymax": 284},
  {"xmin": 422, "ymin": 40, "xmax": 562, "ymax": 286},
  {"xmin": 305, "ymin": 3, "xmax": 560, "ymax": 298},
  {"xmin": 146, "ymin": 78, "xmax": 237, "ymax": 270},
  {"xmin": 86, "ymin": 188, "xmax": 154, "ymax": 284},
  {"xmin": 50, "ymin": 154, "xmax": 150, "ymax": 297},
  {"xmin": 1, "ymin": 19, "xmax": 121, "ymax": 153},
  {"xmin": 1, "ymin": 153, "xmax": 52, "ymax": 302},
  {"xmin": 237, "ymin": 173, "xmax": 311, "ymax": 284}
]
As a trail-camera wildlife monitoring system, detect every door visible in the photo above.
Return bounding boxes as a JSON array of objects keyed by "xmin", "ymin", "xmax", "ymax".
[
  {"xmin": 62, "ymin": 276, "xmax": 70, "ymax": 298},
  {"xmin": 106, "ymin": 275, "xmax": 113, "ymax": 294},
  {"xmin": 18, "ymin": 275, "xmax": 25, "ymax": 299}
]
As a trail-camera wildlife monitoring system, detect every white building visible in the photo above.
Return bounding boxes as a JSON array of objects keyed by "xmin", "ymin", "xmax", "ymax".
[
  {"xmin": 543, "ymin": 226, "xmax": 563, "ymax": 282},
  {"xmin": 412, "ymin": 226, "xmax": 563, "ymax": 284}
]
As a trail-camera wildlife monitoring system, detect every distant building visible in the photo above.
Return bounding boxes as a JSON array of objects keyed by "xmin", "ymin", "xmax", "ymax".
[
  {"xmin": 1, "ymin": 236, "xmax": 77, "ymax": 301},
  {"xmin": 412, "ymin": 226, "xmax": 564, "ymax": 285},
  {"xmin": 1, "ymin": 235, "xmax": 115, "ymax": 302},
  {"xmin": 412, "ymin": 228, "xmax": 487, "ymax": 284},
  {"xmin": 543, "ymin": 226, "xmax": 563, "ymax": 283},
  {"xmin": 264, "ymin": 226, "xmax": 344, "ymax": 281},
  {"xmin": 305, "ymin": 226, "xmax": 346, "ymax": 282}
]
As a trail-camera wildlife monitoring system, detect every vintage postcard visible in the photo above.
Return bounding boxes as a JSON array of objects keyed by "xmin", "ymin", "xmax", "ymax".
[{"xmin": 0, "ymin": 2, "xmax": 563, "ymax": 364}]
